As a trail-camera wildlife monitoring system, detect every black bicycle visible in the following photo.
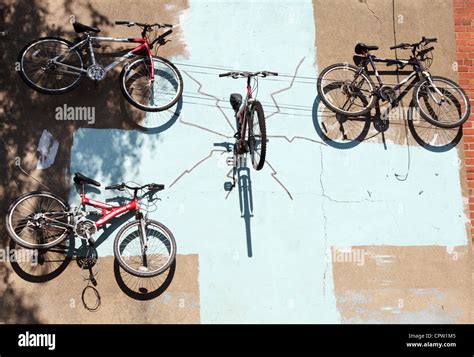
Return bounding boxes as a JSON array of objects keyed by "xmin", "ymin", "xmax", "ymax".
[
  {"xmin": 218, "ymin": 71, "xmax": 277, "ymax": 174},
  {"xmin": 317, "ymin": 37, "xmax": 470, "ymax": 128}
]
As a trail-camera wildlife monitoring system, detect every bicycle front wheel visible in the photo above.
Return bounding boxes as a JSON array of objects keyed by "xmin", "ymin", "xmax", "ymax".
[
  {"xmin": 413, "ymin": 76, "xmax": 470, "ymax": 128},
  {"xmin": 248, "ymin": 100, "xmax": 267, "ymax": 170},
  {"xmin": 317, "ymin": 63, "xmax": 376, "ymax": 117},
  {"xmin": 6, "ymin": 191, "xmax": 72, "ymax": 249},
  {"xmin": 18, "ymin": 37, "xmax": 84, "ymax": 94},
  {"xmin": 114, "ymin": 219, "xmax": 177, "ymax": 277},
  {"xmin": 120, "ymin": 56, "xmax": 183, "ymax": 112}
]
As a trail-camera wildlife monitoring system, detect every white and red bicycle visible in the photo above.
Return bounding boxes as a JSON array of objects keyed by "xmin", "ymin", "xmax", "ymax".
[{"xmin": 17, "ymin": 20, "xmax": 183, "ymax": 112}]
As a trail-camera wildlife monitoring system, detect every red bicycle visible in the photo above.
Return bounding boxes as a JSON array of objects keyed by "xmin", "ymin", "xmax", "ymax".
[
  {"xmin": 218, "ymin": 71, "xmax": 278, "ymax": 178},
  {"xmin": 6, "ymin": 172, "xmax": 176, "ymax": 277},
  {"xmin": 17, "ymin": 20, "xmax": 183, "ymax": 112}
]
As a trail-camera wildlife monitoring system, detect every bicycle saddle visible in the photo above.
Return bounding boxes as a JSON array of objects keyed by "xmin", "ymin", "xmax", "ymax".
[
  {"xmin": 73, "ymin": 172, "xmax": 101, "ymax": 187},
  {"xmin": 230, "ymin": 93, "xmax": 242, "ymax": 113},
  {"xmin": 73, "ymin": 22, "xmax": 101, "ymax": 34},
  {"xmin": 355, "ymin": 43, "xmax": 379, "ymax": 55}
]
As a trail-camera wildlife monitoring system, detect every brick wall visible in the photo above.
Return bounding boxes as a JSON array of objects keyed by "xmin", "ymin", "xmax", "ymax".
[{"xmin": 454, "ymin": 0, "xmax": 474, "ymax": 240}]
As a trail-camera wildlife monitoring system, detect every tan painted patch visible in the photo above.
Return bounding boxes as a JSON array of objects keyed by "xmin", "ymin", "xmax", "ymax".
[
  {"xmin": 0, "ymin": 0, "xmax": 189, "ymax": 243},
  {"xmin": 313, "ymin": 0, "xmax": 461, "ymax": 148},
  {"xmin": 0, "ymin": 253, "xmax": 199, "ymax": 323},
  {"xmin": 331, "ymin": 245, "xmax": 471, "ymax": 323}
]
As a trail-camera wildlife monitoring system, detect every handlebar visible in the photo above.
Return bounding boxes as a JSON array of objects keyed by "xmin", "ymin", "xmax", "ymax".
[
  {"xmin": 105, "ymin": 183, "xmax": 165, "ymax": 191},
  {"xmin": 115, "ymin": 20, "xmax": 173, "ymax": 29},
  {"xmin": 390, "ymin": 36, "xmax": 437, "ymax": 51},
  {"xmin": 219, "ymin": 71, "xmax": 279, "ymax": 78}
]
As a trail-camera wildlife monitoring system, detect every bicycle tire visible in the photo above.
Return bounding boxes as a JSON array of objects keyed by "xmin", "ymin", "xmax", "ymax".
[
  {"xmin": 120, "ymin": 56, "xmax": 183, "ymax": 112},
  {"xmin": 6, "ymin": 191, "xmax": 72, "ymax": 249},
  {"xmin": 413, "ymin": 75, "xmax": 471, "ymax": 128},
  {"xmin": 18, "ymin": 37, "xmax": 85, "ymax": 94},
  {"xmin": 114, "ymin": 219, "xmax": 177, "ymax": 277},
  {"xmin": 317, "ymin": 63, "xmax": 376, "ymax": 117},
  {"xmin": 248, "ymin": 100, "xmax": 267, "ymax": 170}
]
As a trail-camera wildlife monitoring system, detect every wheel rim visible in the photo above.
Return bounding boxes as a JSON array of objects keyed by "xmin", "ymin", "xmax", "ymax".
[
  {"xmin": 123, "ymin": 58, "xmax": 181, "ymax": 111},
  {"xmin": 116, "ymin": 222, "xmax": 175, "ymax": 275},
  {"xmin": 21, "ymin": 40, "xmax": 83, "ymax": 92},
  {"xmin": 8, "ymin": 194, "xmax": 70, "ymax": 248},
  {"xmin": 320, "ymin": 66, "xmax": 374, "ymax": 115},
  {"xmin": 416, "ymin": 78, "xmax": 468, "ymax": 126}
]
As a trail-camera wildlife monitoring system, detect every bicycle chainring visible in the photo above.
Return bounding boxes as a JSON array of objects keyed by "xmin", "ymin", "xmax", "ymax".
[
  {"xmin": 379, "ymin": 85, "xmax": 396, "ymax": 103},
  {"xmin": 74, "ymin": 218, "xmax": 97, "ymax": 239},
  {"xmin": 87, "ymin": 64, "xmax": 106, "ymax": 81}
]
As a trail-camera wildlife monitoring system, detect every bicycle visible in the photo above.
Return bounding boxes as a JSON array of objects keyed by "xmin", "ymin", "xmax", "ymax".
[
  {"xmin": 317, "ymin": 37, "xmax": 470, "ymax": 128},
  {"xmin": 5, "ymin": 172, "xmax": 176, "ymax": 277},
  {"xmin": 17, "ymin": 20, "xmax": 183, "ymax": 112},
  {"xmin": 218, "ymin": 71, "xmax": 278, "ymax": 185}
]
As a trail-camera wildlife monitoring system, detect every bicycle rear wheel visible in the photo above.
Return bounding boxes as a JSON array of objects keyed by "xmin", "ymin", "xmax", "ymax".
[
  {"xmin": 248, "ymin": 100, "xmax": 267, "ymax": 170},
  {"xmin": 413, "ymin": 76, "xmax": 470, "ymax": 128},
  {"xmin": 114, "ymin": 219, "xmax": 176, "ymax": 277},
  {"xmin": 6, "ymin": 191, "xmax": 72, "ymax": 249},
  {"xmin": 120, "ymin": 56, "xmax": 183, "ymax": 112},
  {"xmin": 317, "ymin": 63, "xmax": 376, "ymax": 117},
  {"xmin": 18, "ymin": 37, "xmax": 84, "ymax": 94}
]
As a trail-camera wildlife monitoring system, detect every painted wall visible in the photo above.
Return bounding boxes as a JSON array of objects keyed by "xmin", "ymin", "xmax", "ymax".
[{"xmin": 0, "ymin": 0, "xmax": 471, "ymax": 323}]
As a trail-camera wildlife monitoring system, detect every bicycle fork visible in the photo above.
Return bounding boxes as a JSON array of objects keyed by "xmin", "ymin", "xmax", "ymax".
[
  {"xmin": 423, "ymin": 73, "xmax": 445, "ymax": 105},
  {"xmin": 138, "ymin": 216, "xmax": 149, "ymax": 270}
]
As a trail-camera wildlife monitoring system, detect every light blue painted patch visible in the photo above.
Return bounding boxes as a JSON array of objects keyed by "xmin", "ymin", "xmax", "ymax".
[{"xmin": 68, "ymin": 0, "xmax": 468, "ymax": 324}]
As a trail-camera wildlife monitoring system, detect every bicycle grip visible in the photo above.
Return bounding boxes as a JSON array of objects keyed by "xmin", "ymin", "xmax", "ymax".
[
  {"xmin": 267, "ymin": 71, "xmax": 278, "ymax": 76},
  {"xmin": 219, "ymin": 72, "xmax": 232, "ymax": 77},
  {"xmin": 115, "ymin": 20, "xmax": 129, "ymax": 25},
  {"xmin": 149, "ymin": 183, "xmax": 165, "ymax": 190},
  {"xmin": 163, "ymin": 23, "xmax": 173, "ymax": 28},
  {"xmin": 390, "ymin": 43, "xmax": 408, "ymax": 50},
  {"xmin": 423, "ymin": 36, "xmax": 437, "ymax": 43},
  {"xmin": 162, "ymin": 29, "xmax": 173, "ymax": 37}
]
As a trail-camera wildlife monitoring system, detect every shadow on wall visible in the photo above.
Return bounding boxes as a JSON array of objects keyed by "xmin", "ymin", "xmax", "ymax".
[
  {"xmin": 0, "ymin": 0, "xmax": 185, "ymax": 321},
  {"xmin": 217, "ymin": 143, "xmax": 254, "ymax": 258},
  {"xmin": 0, "ymin": 0, "xmax": 183, "ymax": 227},
  {"xmin": 312, "ymin": 70, "xmax": 463, "ymax": 152}
]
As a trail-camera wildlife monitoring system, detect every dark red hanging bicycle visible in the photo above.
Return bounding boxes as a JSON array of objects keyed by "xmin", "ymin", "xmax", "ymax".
[{"xmin": 219, "ymin": 71, "xmax": 278, "ymax": 179}]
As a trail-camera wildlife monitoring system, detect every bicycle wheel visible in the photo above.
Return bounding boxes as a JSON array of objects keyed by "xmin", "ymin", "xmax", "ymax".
[
  {"xmin": 18, "ymin": 37, "xmax": 84, "ymax": 94},
  {"xmin": 317, "ymin": 63, "xmax": 376, "ymax": 117},
  {"xmin": 248, "ymin": 100, "xmax": 267, "ymax": 170},
  {"xmin": 114, "ymin": 219, "xmax": 176, "ymax": 277},
  {"xmin": 120, "ymin": 56, "xmax": 183, "ymax": 112},
  {"xmin": 6, "ymin": 191, "xmax": 72, "ymax": 249},
  {"xmin": 413, "ymin": 76, "xmax": 470, "ymax": 128}
]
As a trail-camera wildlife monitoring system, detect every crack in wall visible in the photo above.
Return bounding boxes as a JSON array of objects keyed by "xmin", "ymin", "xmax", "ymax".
[
  {"xmin": 361, "ymin": 0, "xmax": 382, "ymax": 24},
  {"xmin": 319, "ymin": 146, "xmax": 329, "ymax": 296},
  {"xmin": 266, "ymin": 57, "xmax": 306, "ymax": 120},
  {"xmin": 183, "ymin": 70, "xmax": 236, "ymax": 133},
  {"xmin": 267, "ymin": 135, "xmax": 326, "ymax": 145},
  {"xmin": 168, "ymin": 149, "xmax": 227, "ymax": 188},
  {"xmin": 264, "ymin": 160, "xmax": 293, "ymax": 200}
]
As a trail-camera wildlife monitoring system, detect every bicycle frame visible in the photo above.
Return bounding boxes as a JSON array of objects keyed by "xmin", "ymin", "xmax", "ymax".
[
  {"xmin": 235, "ymin": 77, "xmax": 254, "ymax": 142},
  {"xmin": 354, "ymin": 54, "xmax": 445, "ymax": 106},
  {"xmin": 52, "ymin": 33, "xmax": 154, "ymax": 79},
  {"xmin": 80, "ymin": 192, "xmax": 139, "ymax": 228}
]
